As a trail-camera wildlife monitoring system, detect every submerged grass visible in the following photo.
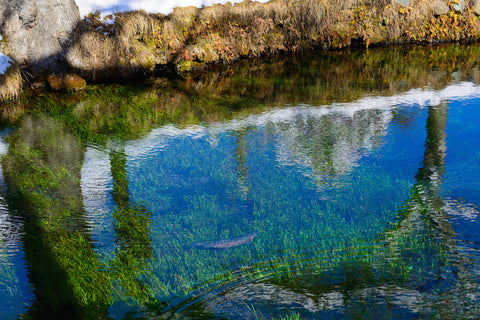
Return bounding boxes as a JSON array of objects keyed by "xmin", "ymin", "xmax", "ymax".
[
  {"xmin": 1, "ymin": 43, "xmax": 479, "ymax": 318},
  {"xmin": 4, "ymin": 43, "xmax": 480, "ymax": 144},
  {"xmin": 2, "ymin": 115, "xmax": 112, "ymax": 318},
  {"xmin": 247, "ymin": 304, "xmax": 302, "ymax": 320}
]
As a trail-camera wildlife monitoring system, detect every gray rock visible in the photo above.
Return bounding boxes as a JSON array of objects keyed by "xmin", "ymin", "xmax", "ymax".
[
  {"xmin": 431, "ymin": 0, "xmax": 450, "ymax": 15},
  {"xmin": 392, "ymin": 0, "xmax": 411, "ymax": 7},
  {"xmin": 451, "ymin": 0, "xmax": 465, "ymax": 12},
  {"xmin": 0, "ymin": 0, "xmax": 80, "ymax": 72},
  {"xmin": 473, "ymin": 0, "xmax": 480, "ymax": 15},
  {"xmin": 18, "ymin": 0, "xmax": 38, "ymax": 29}
]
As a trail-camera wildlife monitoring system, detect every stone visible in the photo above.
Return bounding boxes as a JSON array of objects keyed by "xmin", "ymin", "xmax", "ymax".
[
  {"xmin": 451, "ymin": 0, "xmax": 465, "ymax": 12},
  {"xmin": 0, "ymin": 0, "xmax": 80, "ymax": 72},
  {"xmin": 30, "ymin": 79, "xmax": 47, "ymax": 92},
  {"xmin": 473, "ymin": 0, "xmax": 480, "ymax": 15},
  {"xmin": 47, "ymin": 73, "xmax": 86, "ymax": 91},
  {"xmin": 47, "ymin": 74, "xmax": 63, "ymax": 91},
  {"xmin": 431, "ymin": 0, "xmax": 450, "ymax": 15},
  {"xmin": 392, "ymin": 0, "xmax": 411, "ymax": 7},
  {"xmin": 18, "ymin": 0, "xmax": 38, "ymax": 29},
  {"xmin": 63, "ymin": 73, "xmax": 86, "ymax": 91}
]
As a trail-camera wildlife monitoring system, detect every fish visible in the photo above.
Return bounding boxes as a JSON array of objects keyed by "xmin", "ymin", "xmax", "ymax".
[{"xmin": 191, "ymin": 231, "xmax": 258, "ymax": 249}]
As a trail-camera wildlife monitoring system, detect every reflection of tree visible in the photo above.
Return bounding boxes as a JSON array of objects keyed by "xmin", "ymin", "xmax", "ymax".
[
  {"xmin": 383, "ymin": 103, "xmax": 452, "ymax": 267},
  {"xmin": 234, "ymin": 129, "xmax": 250, "ymax": 198},
  {"xmin": 207, "ymin": 102, "xmax": 476, "ymax": 318},
  {"xmin": 2, "ymin": 115, "xmax": 111, "ymax": 319},
  {"xmin": 270, "ymin": 108, "xmax": 390, "ymax": 186},
  {"xmin": 110, "ymin": 147, "xmax": 155, "ymax": 307},
  {"xmin": 382, "ymin": 102, "xmax": 479, "ymax": 317},
  {"xmin": 0, "ymin": 117, "xmax": 156, "ymax": 317}
]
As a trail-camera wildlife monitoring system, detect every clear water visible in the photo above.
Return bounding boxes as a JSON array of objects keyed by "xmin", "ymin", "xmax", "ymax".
[{"xmin": 1, "ymin": 45, "xmax": 480, "ymax": 319}]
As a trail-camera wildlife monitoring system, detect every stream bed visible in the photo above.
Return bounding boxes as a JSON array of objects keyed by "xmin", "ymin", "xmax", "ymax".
[{"xmin": 1, "ymin": 44, "xmax": 480, "ymax": 319}]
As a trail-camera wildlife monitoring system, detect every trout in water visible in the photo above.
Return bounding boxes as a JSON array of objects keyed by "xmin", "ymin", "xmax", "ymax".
[{"xmin": 191, "ymin": 231, "xmax": 258, "ymax": 249}]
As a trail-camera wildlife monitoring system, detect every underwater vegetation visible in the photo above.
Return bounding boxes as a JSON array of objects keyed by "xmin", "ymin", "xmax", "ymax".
[{"xmin": 0, "ymin": 43, "xmax": 480, "ymax": 319}]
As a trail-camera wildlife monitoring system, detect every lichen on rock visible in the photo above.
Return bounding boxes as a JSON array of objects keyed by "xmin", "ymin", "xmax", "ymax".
[
  {"xmin": 0, "ymin": 0, "xmax": 79, "ymax": 72},
  {"xmin": 47, "ymin": 73, "xmax": 86, "ymax": 91}
]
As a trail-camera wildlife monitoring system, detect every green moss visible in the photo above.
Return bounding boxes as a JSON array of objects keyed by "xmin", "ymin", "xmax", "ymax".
[
  {"xmin": 177, "ymin": 60, "xmax": 206, "ymax": 72},
  {"xmin": 2, "ymin": 116, "xmax": 112, "ymax": 318}
]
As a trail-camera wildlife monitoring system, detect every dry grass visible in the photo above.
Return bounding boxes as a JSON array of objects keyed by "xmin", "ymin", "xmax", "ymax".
[
  {"xmin": 0, "ymin": 64, "xmax": 22, "ymax": 102},
  {"xmin": 67, "ymin": 17, "xmax": 121, "ymax": 79},
  {"xmin": 67, "ymin": 11, "xmax": 165, "ymax": 79},
  {"xmin": 64, "ymin": 0, "xmax": 480, "ymax": 77}
]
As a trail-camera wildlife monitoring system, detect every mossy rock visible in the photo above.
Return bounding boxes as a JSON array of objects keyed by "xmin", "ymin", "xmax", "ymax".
[
  {"xmin": 47, "ymin": 73, "xmax": 86, "ymax": 91},
  {"xmin": 177, "ymin": 60, "xmax": 205, "ymax": 72},
  {"xmin": 431, "ymin": 0, "xmax": 449, "ymax": 16}
]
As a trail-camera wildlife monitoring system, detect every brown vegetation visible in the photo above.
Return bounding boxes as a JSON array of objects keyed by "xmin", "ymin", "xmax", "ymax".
[
  {"xmin": 0, "ymin": 64, "xmax": 22, "ymax": 101},
  {"xmin": 61, "ymin": 0, "xmax": 480, "ymax": 80},
  {"xmin": 47, "ymin": 73, "xmax": 87, "ymax": 91}
]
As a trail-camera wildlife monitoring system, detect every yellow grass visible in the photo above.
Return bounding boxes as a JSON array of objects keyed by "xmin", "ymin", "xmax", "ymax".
[
  {"xmin": 63, "ymin": 0, "xmax": 480, "ymax": 77},
  {"xmin": 0, "ymin": 64, "xmax": 22, "ymax": 102}
]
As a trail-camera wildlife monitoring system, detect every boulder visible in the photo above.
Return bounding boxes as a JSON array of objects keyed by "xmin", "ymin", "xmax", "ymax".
[
  {"xmin": 474, "ymin": 0, "xmax": 480, "ymax": 15},
  {"xmin": 431, "ymin": 0, "xmax": 450, "ymax": 15},
  {"xmin": 392, "ymin": 0, "xmax": 411, "ymax": 7},
  {"xmin": 0, "ymin": 0, "xmax": 80, "ymax": 72},
  {"xmin": 47, "ymin": 73, "xmax": 86, "ymax": 91},
  {"xmin": 451, "ymin": 0, "xmax": 465, "ymax": 12}
]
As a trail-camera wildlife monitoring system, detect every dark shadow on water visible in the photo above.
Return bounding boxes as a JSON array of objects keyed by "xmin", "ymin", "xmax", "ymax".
[
  {"xmin": 3, "ymin": 38, "xmax": 480, "ymax": 319},
  {"xmin": 1, "ymin": 115, "xmax": 111, "ymax": 319}
]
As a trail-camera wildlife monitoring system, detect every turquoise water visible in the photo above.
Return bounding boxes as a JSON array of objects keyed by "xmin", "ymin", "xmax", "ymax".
[{"xmin": 1, "ymin": 46, "xmax": 480, "ymax": 319}]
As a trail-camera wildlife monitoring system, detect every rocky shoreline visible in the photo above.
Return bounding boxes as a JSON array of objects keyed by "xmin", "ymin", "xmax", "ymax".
[{"xmin": 2, "ymin": 0, "xmax": 480, "ymax": 101}]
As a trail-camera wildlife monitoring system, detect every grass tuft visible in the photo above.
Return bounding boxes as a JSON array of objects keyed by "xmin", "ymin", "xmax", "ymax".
[
  {"xmin": 67, "ymin": 0, "xmax": 464, "ymax": 77},
  {"xmin": 0, "ymin": 64, "xmax": 22, "ymax": 102}
]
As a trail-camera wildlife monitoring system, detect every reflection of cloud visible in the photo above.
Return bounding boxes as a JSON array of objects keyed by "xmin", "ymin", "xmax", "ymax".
[
  {"xmin": 126, "ymin": 82, "xmax": 480, "ymax": 164},
  {"xmin": 443, "ymin": 198, "xmax": 479, "ymax": 221},
  {"xmin": 271, "ymin": 108, "xmax": 392, "ymax": 182},
  {"xmin": 0, "ymin": 133, "xmax": 22, "ymax": 247},
  {"xmin": 226, "ymin": 282, "xmax": 344, "ymax": 312},
  {"xmin": 353, "ymin": 286, "xmax": 424, "ymax": 313},
  {"xmin": 80, "ymin": 146, "xmax": 115, "ymax": 236},
  {"xmin": 201, "ymin": 282, "xmax": 424, "ymax": 317},
  {"xmin": 0, "ymin": 130, "xmax": 10, "ymax": 157},
  {"xmin": 0, "ymin": 201, "xmax": 21, "ymax": 246}
]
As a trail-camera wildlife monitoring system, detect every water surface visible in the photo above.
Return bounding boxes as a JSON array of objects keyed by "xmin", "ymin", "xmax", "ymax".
[{"xmin": 1, "ymin": 44, "xmax": 480, "ymax": 319}]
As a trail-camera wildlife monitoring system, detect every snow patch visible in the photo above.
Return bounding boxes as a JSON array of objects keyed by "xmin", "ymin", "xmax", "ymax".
[{"xmin": 74, "ymin": 0, "xmax": 270, "ymax": 17}]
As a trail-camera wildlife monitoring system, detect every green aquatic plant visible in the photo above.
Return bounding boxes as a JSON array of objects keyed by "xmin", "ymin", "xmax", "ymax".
[
  {"xmin": 110, "ymin": 148, "xmax": 157, "ymax": 308},
  {"xmin": 2, "ymin": 43, "xmax": 480, "ymax": 318},
  {"xmin": 247, "ymin": 304, "xmax": 302, "ymax": 320},
  {"xmin": 2, "ymin": 43, "xmax": 480, "ymax": 147},
  {"xmin": 2, "ymin": 115, "xmax": 112, "ymax": 318}
]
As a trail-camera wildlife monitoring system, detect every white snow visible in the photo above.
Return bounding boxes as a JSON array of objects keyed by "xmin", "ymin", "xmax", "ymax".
[{"xmin": 74, "ymin": 0, "xmax": 270, "ymax": 17}]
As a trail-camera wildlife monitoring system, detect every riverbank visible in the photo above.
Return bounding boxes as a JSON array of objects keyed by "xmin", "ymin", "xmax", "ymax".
[
  {"xmin": 3, "ymin": 0, "xmax": 480, "ymax": 101},
  {"xmin": 66, "ymin": 0, "xmax": 480, "ymax": 77}
]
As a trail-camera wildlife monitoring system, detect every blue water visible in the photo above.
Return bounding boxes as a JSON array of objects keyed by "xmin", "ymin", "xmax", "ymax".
[{"xmin": 2, "ymin": 61, "xmax": 480, "ymax": 319}]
